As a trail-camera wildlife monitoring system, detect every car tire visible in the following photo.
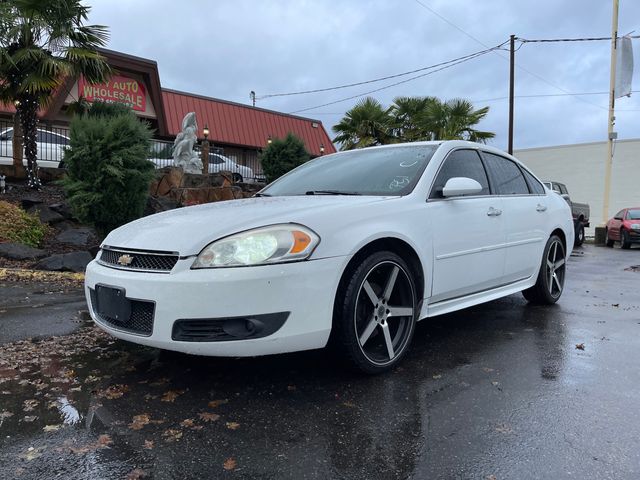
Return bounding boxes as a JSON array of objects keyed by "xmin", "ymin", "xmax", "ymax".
[
  {"xmin": 605, "ymin": 228, "xmax": 615, "ymax": 247},
  {"xmin": 522, "ymin": 234, "xmax": 566, "ymax": 305},
  {"xmin": 332, "ymin": 251, "xmax": 417, "ymax": 374},
  {"xmin": 621, "ymin": 229, "xmax": 631, "ymax": 249},
  {"xmin": 232, "ymin": 173, "xmax": 243, "ymax": 183},
  {"xmin": 574, "ymin": 221, "xmax": 585, "ymax": 247}
]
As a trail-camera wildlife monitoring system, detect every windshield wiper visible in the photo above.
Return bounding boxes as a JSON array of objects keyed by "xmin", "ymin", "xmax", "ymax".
[
  {"xmin": 305, "ymin": 190, "xmax": 362, "ymax": 196},
  {"xmin": 254, "ymin": 192, "xmax": 272, "ymax": 197}
]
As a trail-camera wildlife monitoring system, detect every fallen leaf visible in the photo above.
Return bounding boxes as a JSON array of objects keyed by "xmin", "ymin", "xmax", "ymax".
[
  {"xmin": 223, "ymin": 458, "xmax": 237, "ymax": 471},
  {"xmin": 575, "ymin": 343, "xmax": 585, "ymax": 350},
  {"xmin": 143, "ymin": 440, "xmax": 154, "ymax": 450},
  {"xmin": 162, "ymin": 428, "xmax": 183, "ymax": 442},
  {"xmin": 43, "ymin": 424, "xmax": 61, "ymax": 432},
  {"xmin": 495, "ymin": 424, "xmax": 513, "ymax": 434},
  {"xmin": 225, "ymin": 422, "xmax": 240, "ymax": 430},
  {"xmin": 482, "ymin": 367, "xmax": 495, "ymax": 373},
  {"xmin": 208, "ymin": 399, "xmax": 229, "ymax": 408},
  {"xmin": 23, "ymin": 399, "xmax": 39, "ymax": 412},
  {"xmin": 432, "ymin": 374, "xmax": 442, "ymax": 379},
  {"xmin": 161, "ymin": 389, "xmax": 185, "ymax": 402},
  {"xmin": 126, "ymin": 468, "xmax": 147, "ymax": 480},
  {"xmin": 98, "ymin": 384, "xmax": 130, "ymax": 400},
  {"xmin": 491, "ymin": 381, "xmax": 500, "ymax": 387},
  {"xmin": 23, "ymin": 415, "xmax": 37, "ymax": 422},
  {"xmin": 198, "ymin": 412, "xmax": 220, "ymax": 422},
  {"xmin": 180, "ymin": 418, "xmax": 195, "ymax": 428},
  {"xmin": 129, "ymin": 414, "xmax": 151, "ymax": 430},
  {"xmin": 342, "ymin": 401, "xmax": 356, "ymax": 408}
]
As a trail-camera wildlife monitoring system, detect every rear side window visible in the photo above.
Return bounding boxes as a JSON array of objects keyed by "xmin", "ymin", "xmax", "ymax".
[
  {"xmin": 482, "ymin": 152, "xmax": 529, "ymax": 195},
  {"xmin": 430, "ymin": 149, "xmax": 490, "ymax": 198},
  {"xmin": 522, "ymin": 169, "xmax": 545, "ymax": 194}
]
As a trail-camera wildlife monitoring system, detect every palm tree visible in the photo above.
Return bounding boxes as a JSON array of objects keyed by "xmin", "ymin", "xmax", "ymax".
[
  {"xmin": 389, "ymin": 96, "xmax": 438, "ymax": 142},
  {"xmin": 332, "ymin": 97, "xmax": 392, "ymax": 150},
  {"xmin": 421, "ymin": 98, "xmax": 494, "ymax": 143},
  {"xmin": 0, "ymin": 0, "xmax": 110, "ymax": 188}
]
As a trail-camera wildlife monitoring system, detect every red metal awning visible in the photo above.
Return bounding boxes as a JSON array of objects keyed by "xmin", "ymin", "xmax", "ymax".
[{"xmin": 162, "ymin": 89, "xmax": 335, "ymax": 157}]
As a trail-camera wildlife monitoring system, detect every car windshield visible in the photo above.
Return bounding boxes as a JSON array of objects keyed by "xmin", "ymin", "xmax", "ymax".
[
  {"xmin": 262, "ymin": 145, "xmax": 438, "ymax": 196},
  {"xmin": 628, "ymin": 209, "xmax": 640, "ymax": 220}
]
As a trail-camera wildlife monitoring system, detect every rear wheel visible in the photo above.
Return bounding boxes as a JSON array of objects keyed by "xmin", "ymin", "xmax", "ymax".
[
  {"xmin": 333, "ymin": 251, "xmax": 417, "ymax": 374},
  {"xmin": 621, "ymin": 230, "xmax": 631, "ymax": 249},
  {"xmin": 605, "ymin": 228, "xmax": 615, "ymax": 247},
  {"xmin": 574, "ymin": 220, "xmax": 585, "ymax": 247},
  {"xmin": 523, "ymin": 235, "xmax": 566, "ymax": 305}
]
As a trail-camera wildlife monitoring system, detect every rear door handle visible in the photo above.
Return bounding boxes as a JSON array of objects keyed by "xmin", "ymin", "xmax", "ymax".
[
  {"xmin": 536, "ymin": 204, "xmax": 547, "ymax": 212},
  {"xmin": 487, "ymin": 207, "xmax": 502, "ymax": 217}
]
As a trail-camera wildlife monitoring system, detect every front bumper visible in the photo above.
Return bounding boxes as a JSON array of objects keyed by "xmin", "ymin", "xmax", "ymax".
[{"xmin": 84, "ymin": 255, "xmax": 349, "ymax": 356}]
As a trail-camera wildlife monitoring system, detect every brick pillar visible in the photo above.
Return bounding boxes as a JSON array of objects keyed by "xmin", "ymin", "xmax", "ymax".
[{"xmin": 201, "ymin": 139, "xmax": 210, "ymax": 175}]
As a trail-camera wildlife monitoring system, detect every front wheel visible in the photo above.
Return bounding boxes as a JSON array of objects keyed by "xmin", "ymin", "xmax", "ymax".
[
  {"xmin": 333, "ymin": 251, "xmax": 417, "ymax": 374},
  {"xmin": 523, "ymin": 235, "xmax": 566, "ymax": 305},
  {"xmin": 605, "ymin": 228, "xmax": 615, "ymax": 247},
  {"xmin": 574, "ymin": 221, "xmax": 585, "ymax": 247},
  {"xmin": 232, "ymin": 173, "xmax": 243, "ymax": 183},
  {"xmin": 621, "ymin": 230, "xmax": 631, "ymax": 249}
]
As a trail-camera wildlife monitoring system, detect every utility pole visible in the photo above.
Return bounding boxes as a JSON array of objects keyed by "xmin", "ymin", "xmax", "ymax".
[
  {"xmin": 602, "ymin": 0, "xmax": 619, "ymax": 225},
  {"xmin": 508, "ymin": 34, "xmax": 515, "ymax": 154}
]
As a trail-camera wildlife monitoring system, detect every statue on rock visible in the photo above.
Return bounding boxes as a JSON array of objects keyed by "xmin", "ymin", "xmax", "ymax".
[{"xmin": 173, "ymin": 112, "xmax": 203, "ymax": 174}]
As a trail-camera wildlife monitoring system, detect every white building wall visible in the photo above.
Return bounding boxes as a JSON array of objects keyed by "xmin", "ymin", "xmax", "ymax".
[{"xmin": 514, "ymin": 139, "xmax": 640, "ymax": 233}]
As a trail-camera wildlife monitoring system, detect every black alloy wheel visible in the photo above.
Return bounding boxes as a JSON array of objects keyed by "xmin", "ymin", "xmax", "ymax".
[
  {"xmin": 621, "ymin": 230, "xmax": 631, "ymax": 249},
  {"xmin": 333, "ymin": 251, "xmax": 417, "ymax": 374},
  {"xmin": 574, "ymin": 221, "xmax": 585, "ymax": 247},
  {"xmin": 523, "ymin": 235, "xmax": 566, "ymax": 305}
]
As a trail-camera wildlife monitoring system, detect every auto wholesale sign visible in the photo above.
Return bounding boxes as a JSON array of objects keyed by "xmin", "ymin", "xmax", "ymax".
[{"xmin": 78, "ymin": 75, "xmax": 146, "ymax": 111}]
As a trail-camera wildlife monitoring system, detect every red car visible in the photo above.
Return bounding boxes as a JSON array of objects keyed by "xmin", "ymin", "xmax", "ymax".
[{"xmin": 606, "ymin": 207, "xmax": 640, "ymax": 249}]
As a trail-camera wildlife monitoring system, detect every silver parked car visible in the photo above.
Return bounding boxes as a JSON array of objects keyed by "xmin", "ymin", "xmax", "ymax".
[{"xmin": 208, "ymin": 153, "xmax": 254, "ymax": 183}]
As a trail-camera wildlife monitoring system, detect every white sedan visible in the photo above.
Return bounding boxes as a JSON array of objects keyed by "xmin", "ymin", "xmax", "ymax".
[
  {"xmin": 208, "ymin": 153, "xmax": 254, "ymax": 183},
  {"xmin": 0, "ymin": 127, "xmax": 69, "ymax": 168},
  {"xmin": 85, "ymin": 141, "xmax": 573, "ymax": 373}
]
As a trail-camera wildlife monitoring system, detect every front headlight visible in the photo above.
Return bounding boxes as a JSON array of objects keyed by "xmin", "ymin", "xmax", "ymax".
[
  {"xmin": 631, "ymin": 224, "xmax": 640, "ymax": 230},
  {"xmin": 192, "ymin": 224, "xmax": 320, "ymax": 268}
]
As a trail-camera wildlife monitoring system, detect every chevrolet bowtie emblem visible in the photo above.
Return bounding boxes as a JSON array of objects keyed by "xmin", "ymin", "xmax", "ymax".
[{"xmin": 117, "ymin": 254, "xmax": 134, "ymax": 266}]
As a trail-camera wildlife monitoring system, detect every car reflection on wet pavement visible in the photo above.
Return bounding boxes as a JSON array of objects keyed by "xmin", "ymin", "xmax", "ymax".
[{"xmin": 1, "ymin": 244, "xmax": 639, "ymax": 479}]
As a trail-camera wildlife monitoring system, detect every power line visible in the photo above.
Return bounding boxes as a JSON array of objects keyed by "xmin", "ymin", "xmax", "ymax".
[
  {"xmin": 409, "ymin": 0, "xmax": 608, "ymax": 111},
  {"xmin": 289, "ymin": 46, "xmax": 499, "ymax": 114},
  {"xmin": 258, "ymin": 42, "xmax": 506, "ymax": 100},
  {"xmin": 520, "ymin": 35, "xmax": 640, "ymax": 43}
]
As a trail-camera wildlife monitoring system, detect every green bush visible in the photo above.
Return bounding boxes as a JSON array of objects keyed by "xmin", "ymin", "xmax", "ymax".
[
  {"xmin": 260, "ymin": 133, "xmax": 310, "ymax": 183},
  {"xmin": 61, "ymin": 102, "xmax": 155, "ymax": 234},
  {"xmin": 0, "ymin": 201, "xmax": 49, "ymax": 247}
]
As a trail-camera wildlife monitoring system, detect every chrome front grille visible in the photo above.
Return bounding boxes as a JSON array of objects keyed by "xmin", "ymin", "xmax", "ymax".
[{"xmin": 98, "ymin": 246, "xmax": 179, "ymax": 273}]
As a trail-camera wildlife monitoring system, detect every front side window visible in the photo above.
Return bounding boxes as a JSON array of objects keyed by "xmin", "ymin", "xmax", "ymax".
[
  {"xmin": 615, "ymin": 210, "xmax": 625, "ymax": 220},
  {"xmin": 430, "ymin": 149, "xmax": 490, "ymax": 198},
  {"xmin": 263, "ymin": 145, "xmax": 438, "ymax": 196},
  {"xmin": 482, "ymin": 152, "xmax": 529, "ymax": 195},
  {"xmin": 0, "ymin": 129, "xmax": 13, "ymax": 141},
  {"xmin": 210, "ymin": 155, "xmax": 225, "ymax": 165}
]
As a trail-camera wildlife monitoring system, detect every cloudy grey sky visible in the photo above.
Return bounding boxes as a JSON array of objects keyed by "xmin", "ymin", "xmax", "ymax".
[{"xmin": 88, "ymin": 0, "xmax": 640, "ymax": 150}]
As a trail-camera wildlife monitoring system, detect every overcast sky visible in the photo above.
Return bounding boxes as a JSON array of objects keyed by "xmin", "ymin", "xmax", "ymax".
[{"xmin": 87, "ymin": 0, "xmax": 639, "ymax": 151}]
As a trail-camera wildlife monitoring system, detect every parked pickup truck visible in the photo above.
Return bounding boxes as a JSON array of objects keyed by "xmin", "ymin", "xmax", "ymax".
[{"xmin": 543, "ymin": 181, "xmax": 590, "ymax": 246}]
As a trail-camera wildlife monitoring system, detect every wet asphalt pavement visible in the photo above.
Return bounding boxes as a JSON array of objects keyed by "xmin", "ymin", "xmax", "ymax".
[{"xmin": 1, "ymin": 244, "xmax": 639, "ymax": 479}]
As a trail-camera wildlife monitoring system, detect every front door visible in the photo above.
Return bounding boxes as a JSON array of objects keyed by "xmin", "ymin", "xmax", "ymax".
[{"xmin": 428, "ymin": 149, "xmax": 506, "ymax": 303}]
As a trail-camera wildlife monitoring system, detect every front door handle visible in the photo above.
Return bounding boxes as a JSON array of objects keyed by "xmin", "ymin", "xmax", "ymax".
[
  {"xmin": 487, "ymin": 207, "xmax": 502, "ymax": 217},
  {"xmin": 536, "ymin": 204, "xmax": 547, "ymax": 212}
]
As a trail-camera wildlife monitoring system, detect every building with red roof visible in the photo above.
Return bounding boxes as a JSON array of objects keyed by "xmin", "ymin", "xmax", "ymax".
[{"xmin": 0, "ymin": 48, "xmax": 336, "ymax": 173}]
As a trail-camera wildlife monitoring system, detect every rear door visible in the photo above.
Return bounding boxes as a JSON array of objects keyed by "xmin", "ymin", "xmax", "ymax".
[
  {"xmin": 429, "ymin": 148, "xmax": 506, "ymax": 303},
  {"xmin": 481, "ymin": 152, "xmax": 547, "ymax": 283}
]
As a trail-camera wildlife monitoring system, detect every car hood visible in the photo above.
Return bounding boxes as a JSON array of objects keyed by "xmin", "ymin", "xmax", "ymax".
[{"xmin": 103, "ymin": 195, "xmax": 396, "ymax": 255}]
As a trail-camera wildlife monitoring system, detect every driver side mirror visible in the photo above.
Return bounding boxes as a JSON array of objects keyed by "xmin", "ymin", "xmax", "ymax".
[{"xmin": 442, "ymin": 177, "xmax": 483, "ymax": 197}]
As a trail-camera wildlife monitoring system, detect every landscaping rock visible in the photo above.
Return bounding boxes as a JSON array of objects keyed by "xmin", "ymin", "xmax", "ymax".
[
  {"xmin": 34, "ymin": 251, "xmax": 93, "ymax": 272},
  {"xmin": 55, "ymin": 227, "xmax": 95, "ymax": 247},
  {"xmin": 28, "ymin": 205, "xmax": 65, "ymax": 225},
  {"xmin": 0, "ymin": 243, "xmax": 47, "ymax": 260},
  {"xmin": 49, "ymin": 202, "xmax": 74, "ymax": 220},
  {"xmin": 144, "ymin": 196, "xmax": 180, "ymax": 216},
  {"xmin": 21, "ymin": 197, "xmax": 42, "ymax": 210}
]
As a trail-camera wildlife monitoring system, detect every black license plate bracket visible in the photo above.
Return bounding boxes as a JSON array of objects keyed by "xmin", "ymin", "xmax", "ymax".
[{"xmin": 95, "ymin": 284, "xmax": 131, "ymax": 323}]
